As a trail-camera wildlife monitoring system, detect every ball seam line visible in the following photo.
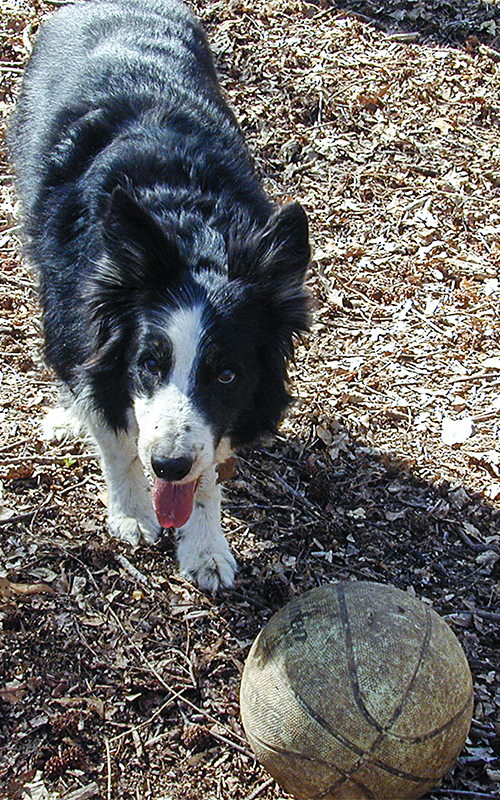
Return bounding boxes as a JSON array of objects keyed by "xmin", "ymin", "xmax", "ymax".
[
  {"xmin": 336, "ymin": 583, "xmax": 434, "ymax": 735},
  {"xmin": 290, "ymin": 686, "xmax": 452, "ymax": 784}
]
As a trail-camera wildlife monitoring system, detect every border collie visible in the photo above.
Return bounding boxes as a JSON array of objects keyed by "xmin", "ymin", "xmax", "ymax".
[{"xmin": 9, "ymin": 0, "xmax": 310, "ymax": 593}]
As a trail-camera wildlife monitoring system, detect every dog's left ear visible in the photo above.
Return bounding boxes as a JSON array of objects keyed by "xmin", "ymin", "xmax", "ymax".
[
  {"xmin": 229, "ymin": 203, "xmax": 310, "ymax": 284},
  {"xmin": 256, "ymin": 203, "xmax": 310, "ymax": 282},
  {"xmin": 229, "ymin": 203, "xmax": 310, "ymax": 346}
]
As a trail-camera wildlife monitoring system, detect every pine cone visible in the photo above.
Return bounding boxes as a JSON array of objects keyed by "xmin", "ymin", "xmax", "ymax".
[
  {"xmin": 43, "ymin": 755, "xmax": 65, "ymax": 780},
  {"xmin": 61, "ymin": 745, "xmax": 88, "ymax": 770},
  {"xmin": 308, "ymin": 469, "xmax": 333, "ymax": 506},
  {"xmin": 86, "ymin": 542, "xmax": 116, "ymax": 568},
  {"xmin": 181, "ymin": 724, "xmax": 214, "ymax": 753},
  {"xmin": 43, "ymin": 745, "xmax": 88, "ymax": 779}
]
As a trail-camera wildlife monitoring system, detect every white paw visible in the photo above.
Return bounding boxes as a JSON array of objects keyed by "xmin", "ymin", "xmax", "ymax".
[
  {"xmin": 177, "ymin": 536, "xmax": 237, "ymax": 594},
  {"xmin": 42, "ymin": 406, "xmax": 85, "ymax": 442},
  {"xmin": 108, "ymin": 514, "xmax": 161, "ymax": 546}
]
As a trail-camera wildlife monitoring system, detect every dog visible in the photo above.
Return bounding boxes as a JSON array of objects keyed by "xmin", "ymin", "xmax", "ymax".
[{"xmin": 9, "ymin": 0, "xmax": 310, "ymax": 593}]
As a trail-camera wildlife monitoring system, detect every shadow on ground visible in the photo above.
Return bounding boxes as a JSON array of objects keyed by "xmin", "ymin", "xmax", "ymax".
[
  {"xmin": 223, "ymin": 424, "xmax": 500, "ymax": 795},
  {"xmin": 312, "ymin": 0, "xmax": 500, "ymax": 48}
]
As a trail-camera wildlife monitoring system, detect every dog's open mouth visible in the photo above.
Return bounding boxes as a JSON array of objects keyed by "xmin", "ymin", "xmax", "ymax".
[{"xmin": 153, "ymin": 478, "xmax": 198, "ymax": 529}]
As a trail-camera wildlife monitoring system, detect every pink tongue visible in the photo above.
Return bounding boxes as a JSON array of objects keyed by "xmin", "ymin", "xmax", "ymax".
[{"xmin": 153, "ymin": 479, "xmax": 197, "ymax": 529}]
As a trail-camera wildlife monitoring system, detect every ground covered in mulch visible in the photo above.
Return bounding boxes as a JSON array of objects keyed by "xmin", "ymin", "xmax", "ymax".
[{"xmin": 0, "ymin": 0, "xmax": 499, "ymax": 798}]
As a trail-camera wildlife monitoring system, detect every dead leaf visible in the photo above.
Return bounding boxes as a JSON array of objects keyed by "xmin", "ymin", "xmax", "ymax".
[
  {"xmin": 53, "ymin": 696, "xmax": 106, "ymax": 718},
  {"xmin": 432, "ymin": 117, "xmax": 454, "ymax": 134},
  {"xmin": 441, "ymin": 416, "xmax": 474, "ymax": 446},
  {"xmin": 216, "ymin": 456, "xmax": 237, "ymax": 483},
  {"xmin": 357, "ymin": 85, "xmax": 388, "ymax": 113},
  {"xmin": 5, "ymin": 770, "xmax": 37, "ymax": 798},
  {"xmin": 0, "ymin": 578, "xmax": 55, "ymax": 598},
  {"xmin": 0, "ymin": 683, "xmax": 26, "ymax": 703},
  {"xmin": 0, "ymin": 505, "xmax": 15, "ymax": 521},
  {"xmin": 4, "ymin": 465, "xmax": 34, "ymax": 481}
]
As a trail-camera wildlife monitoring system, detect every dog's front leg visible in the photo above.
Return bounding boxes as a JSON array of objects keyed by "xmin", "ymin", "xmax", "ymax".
[
  {"xmin": 86, "ymin": 417, "xmax": 161, "ymax": 546},
  {"xmin": 176, "ymin": 466, "xmax": 236, "ymax": 594}
]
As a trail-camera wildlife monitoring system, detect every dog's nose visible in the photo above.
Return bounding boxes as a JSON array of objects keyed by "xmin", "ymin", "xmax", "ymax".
[{"xmin": 151, "ymin": 454, "xmax": 193, "ymax": 482}]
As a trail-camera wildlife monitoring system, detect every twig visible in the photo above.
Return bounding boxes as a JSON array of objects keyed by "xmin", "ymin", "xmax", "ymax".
[
  {"xmin": 431, "ymin": 791, "xmax": 500, "ymax": 799},
  {"xmin": 61, "ymin": 784, "xmax": 100, "ymax": 800},
  {"xmin": 244, "ymin": 778, "xmax": 275, "ymax": 800},
  {"xmin": 114, "ymin": 552, "xmax": 161, "ymax": 588},
  {"xmin": 4, "ymin": 453, "xmax": 95, "ymax": 464},
  {"xmin": 342, "ymin": 8, "xmax": 378, "ymax": 24},
  {"xmin": 272, "ymin": 472, "xmax": 323, "ymax": 517},
  {"xmin": 104, "ymin": 738, "xmax": 112, "ymax": 800},
  {"xmin": 1, "ymin": 275, "xmax": 35, "ymax": 289},
  {"xmin": 450, "ymin": 370, "xmax": 500, "ymax": 384},
  {"xmin": 388, "ymin": 32, "xmax": 420, "ymax": 42},
  {"xmin": 144, "ymin": 722, "xmax": 253, "ymax": 758},
  {"xmin": 0, "ymin": 438, "xmax": 30, "ymax": 454},
  {"xmin": 472, "ymin": 411, "xmax": 499, "ymax": 423},
  {"xmin": 341, "ymin": 279, "xmax": 381, "ymax": 307},
  {"xmin": 0, "ymin": 504, "xmax": 58, "ymax": 527},
  {"xmin": 411, "ymin": 308, "xmax": 451, "ymax": 337},
  {"xmin": 105, "ymin": 603, "xmax": 249, "ymax": 749},
  {"xmin": 453, "ymin": 524, "xmax": 494, "ymax": 554},
  {"xmin": 74, "ymin": 554, "xmax": 209, "ymax": 751},
  {"xmin": 446, "ymin": 609, "xmax": 500, "ymax": 623},
  {"xmin": 58, "ymin": 476, "xmax": 91, "ymax": 496},
  {"xmin": 226, "ymin": 587, "xmax": 270, "ymax": 610},
  {"xmin": 239, "ymin": 456, "xmax": 322, "ymax": 518},
  {"xmin": 108, "ymin": 687, "xmax": 188, "ymax": 745},
  {"xmin": 108, "ymin": 674, "xmax": 253, "ymax": 755},
  {"xmin": 204, "ymin": 727, "xmax": 253, "ymax": 758},
  {"xmin": 174, "ymin": 691, "xmax": 249, "ymax": 747}
]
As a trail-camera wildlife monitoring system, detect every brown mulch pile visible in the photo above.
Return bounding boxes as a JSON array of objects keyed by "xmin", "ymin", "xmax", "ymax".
[{"xmin": 0, "ymin": 0, "xmax": 499, "ymax": 798}]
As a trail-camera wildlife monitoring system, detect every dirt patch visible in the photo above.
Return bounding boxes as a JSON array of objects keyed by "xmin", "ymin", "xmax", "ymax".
[{"xmin": 0, "ymin": 1, "xmax": 499, "ymax": 798}]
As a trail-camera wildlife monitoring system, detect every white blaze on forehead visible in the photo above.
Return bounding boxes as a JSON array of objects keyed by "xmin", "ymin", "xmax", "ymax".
[{"xmin": 167, "ymin": 304, "xmax": 205, "ymax": 393}]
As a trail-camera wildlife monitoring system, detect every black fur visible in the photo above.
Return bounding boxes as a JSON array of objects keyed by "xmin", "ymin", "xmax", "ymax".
[{"xmin": 9, "ymin": 0, "xmax": 310, "ymax": 448}]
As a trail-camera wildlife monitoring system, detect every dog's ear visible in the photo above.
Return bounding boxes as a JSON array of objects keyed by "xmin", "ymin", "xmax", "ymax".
[
  {"xmin": 81, "ymin": 189, "xmax": 185, "ymax": 430},
  {"xmin": 229, "ymin": 203, "xmax": 310, "ymax": 351},
  {"xmin": 229, "ymin": 203, "xmax": 310, "ymax": 284},
  {"xmin": 227, "ymin": 206, "xmax": 310, "ymax": 447},
  {"xmin": 254, "ymin": 202, "xmax": 310, "ymax": 283},
  {"xmin": 100, "ymin": 186, "xmax": 184, "ymax": 290},
  {"xmin": 86, "ymin": 186, "xmax": 183, "ymax": 337}
]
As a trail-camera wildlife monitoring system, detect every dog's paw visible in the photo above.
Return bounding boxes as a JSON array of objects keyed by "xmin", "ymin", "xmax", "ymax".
[
  {"xmin": 178, "ymin": 539, "xmax": 237, "ymax": 594},
  {"xmin": 108, "ymin": 514, "xmax": 161, "ymax": 546},
  {"xmin": 42, "ymin": 406, "xmax": 83, "ymax": 442}
]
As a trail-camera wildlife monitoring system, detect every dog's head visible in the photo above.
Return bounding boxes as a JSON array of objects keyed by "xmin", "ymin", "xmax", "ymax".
[{"xmin": 82, "ymin": 188, "xmax": 310, "ymax": 523}]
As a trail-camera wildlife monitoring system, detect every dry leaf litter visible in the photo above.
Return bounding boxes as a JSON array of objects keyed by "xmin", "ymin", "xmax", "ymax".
[{"xmin": 0, "ymin": 0, "xmax": 499, "ymax": 798}]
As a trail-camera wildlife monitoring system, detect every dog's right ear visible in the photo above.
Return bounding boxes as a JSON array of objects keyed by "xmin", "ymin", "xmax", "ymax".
[
  {"xmin": 99, "ymin": 186, "xmax": 184, "ymax": 291},
  {"xmin": 83, "ymin": 189, "xmax": 184, "ymax": 389},
  {"xmin": 82, "ymin": 188, "xmax": 184, "ymax": 430}
]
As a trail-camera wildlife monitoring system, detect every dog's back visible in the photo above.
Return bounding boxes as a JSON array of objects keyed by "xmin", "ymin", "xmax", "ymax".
[{"xmin": 10, "ymin": 0, "xmax": 244, "ymax": 220}]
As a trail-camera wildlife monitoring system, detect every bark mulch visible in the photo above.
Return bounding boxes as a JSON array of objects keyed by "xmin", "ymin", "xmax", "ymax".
[{"xmin": 0, "ymin": 0, "xmax": 499, "ymax": 798}]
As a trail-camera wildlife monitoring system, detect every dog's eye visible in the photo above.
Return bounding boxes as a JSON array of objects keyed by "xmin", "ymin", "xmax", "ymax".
[
  {"xmin": 218, "ymin": 368, "xmax": 236, "ymax": 385},
  {"xmin": 141, "ymin": 356, "xmax": 161, "ymax": 375}
]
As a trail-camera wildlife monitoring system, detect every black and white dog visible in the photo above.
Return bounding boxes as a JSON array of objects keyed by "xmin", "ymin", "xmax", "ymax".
[{"xmin": 9, "ymin": 0, "xmax": 310, "ymax": 592}]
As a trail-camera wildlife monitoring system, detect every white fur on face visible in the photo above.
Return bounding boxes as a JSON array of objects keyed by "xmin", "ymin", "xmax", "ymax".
[{"xmin": 133, "ymin": 304, "xmax": 216, "ymax": 480}]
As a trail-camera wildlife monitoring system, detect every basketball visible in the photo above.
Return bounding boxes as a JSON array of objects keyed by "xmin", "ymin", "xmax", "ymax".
[{"xmin": 240, "ymin": 582, "xmax": 473, "ymax": 800}]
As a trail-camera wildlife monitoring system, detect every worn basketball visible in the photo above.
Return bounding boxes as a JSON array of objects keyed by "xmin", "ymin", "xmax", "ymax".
[{"xmin": 240, "ymin": 582, "xmax": 473, "ymax": 800}]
